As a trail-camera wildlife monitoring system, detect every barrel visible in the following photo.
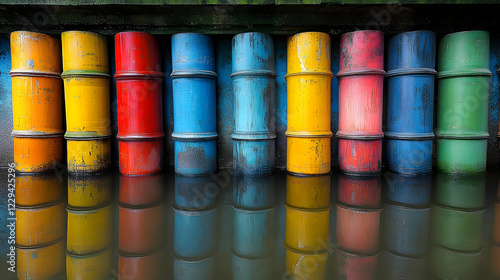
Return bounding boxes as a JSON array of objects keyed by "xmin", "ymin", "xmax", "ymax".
[
  {"xmin": 384, "ymin": 172, "xmax": 432, "ymax": 207},
  {"xmin": 119, "ymin": 173, "xmax": 164, "ymax": 206},
  {"xmin": 17, "ymin": 239, "xmax": 65, "ymax": 280},
  {"xmin": 434, "ymin": 173, "xmax": 486, "ymax": 209},
  {"xmin": 173, "ymin": 207, "xmax": 217, "ymax": 259},
  {"xmin": 119, "ymin": 248, "xmax": 166, "ymax": 280},
  {"xmin": 337, "ymin": 174, "xmax": 381, "ymax": 208},
  {"xmin": 286, "ymin": 32, "xmax": 333, "ymax": 176},
  {"xmin": 68, "ymin": 173, "xmax": 112, "ymax": 208},
  {"xmin": 491, "ymin": 243, "xmax": 500, "ymax": 278},
  {"xmin": 233, "ymin": 175, "xmax": 275, "ymax": 210},
  {"xmin": 10, "ymin": 31, "xmax": 63, "ymax": 173},
  {"xmin": 16, "ymin": 202, "xmax": 66, "ymax": 247},
  {"xmin": 436, "ymin": 31, "xmax": 491, "ymax": 174},
  {"xmin": 232, "ymin": 32, "xmax": 276, "ymax": 176},
  {"xmin": 493, "ymin": 201, "xmax": 500, "ymax": 245},
  {"xmin": 174, "ymin": 175, "xmax": 218, "ymax": 211},
  {"xmin": 66, "ymin": 248, "xmax": 112, "ymax": 280},
  {"xmin": 171, "ymin": 33, "xmax": 217, "ymax": 176},
  {"xmin": 429, "ymin": 244, "xmax": 481, "ymax": 280},
  {"xmin": 337, "ymin": 30, "xmax": 385, "ymax": 175},
  {"xmin": 334, "ymin": 246, "xmax": 379, "ymax": 280},
  {"xmin": 285, "ymin": 245, "xmax": 327, "ymax": 280},
  {"xmin": 115, "ymin": 32, "xmax": 164, "ymax": 175},
  {"xmin": 386, "ymin": 31, "xmax": 436, "ymax": 174},
  {"xmin": 173, "ymin": 254, "xmax": 217, "ymax": 280},
  {"xmin": 231, "ymin": 253, "xmax": 274, "ymax": 280},
  {"xmin": 15, "ymin": 173, "xmax": 65, "ymax": 207},
  {"xmin": 379, "ymin": 250, "xmax": 428, "ymax": 280},
  {"xmin": 61, "ymin": 31, "xmax": 111, "ymax": 174}
]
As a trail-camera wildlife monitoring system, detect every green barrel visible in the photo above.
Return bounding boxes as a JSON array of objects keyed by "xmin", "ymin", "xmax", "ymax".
[
  {"xmin": 434, "ymin": 173, "xmax": 486, "ymax": 209},
  {"xmin": 436, "ymin": 31, "xmax": 491, "ymax": 174},
  {"xmin": 429, "ymin": 244, "xmax": 482, "ymax": 280},
  {"xmin": 430, "ymin": 205, "xmax": 484, "ymax": 252}
]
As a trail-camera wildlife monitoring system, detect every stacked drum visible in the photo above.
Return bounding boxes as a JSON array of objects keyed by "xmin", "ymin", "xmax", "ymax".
[
  {"xmin": 115, "ymin": 32, "xmax": 164, "ymax": 175},
  {"xmin": 10, "ymin": 31, "xmax": 63, "ymax": 173},
  {"xmin": 61, "ymin": 31, "xmax": 112, "ymax": 174},
  {"xmin": 232, "ymin": 32, "xmax": 276, "ymax": 176}
]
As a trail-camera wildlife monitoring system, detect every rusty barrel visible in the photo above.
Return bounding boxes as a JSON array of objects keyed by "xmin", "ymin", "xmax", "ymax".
[
  {"xmin": 334, "ymin": 246, "xmax": 379, "ymax": 280},
  {"xmin": 171, "ymin": 33, "xmax": 217, "ymax": 176},
  {"xmin": 17, "ymin": 239, "xmax": 65, "ymax": 280},
  {"xmin": 386, "ymin": 31, "xmax": 436, "ymax": 174},
  {"xmin": 115, "ymin": 32, "xmax": 164, "ymax": 175},
  {"xmin": 286, "ymin": 32, "xmax": 333, "ymax": 176},
  {"xmin": 436, "ymin": 31, "xmax": 491, "ymax": 174},
  {"xmin": 337, "ymin": 30, "xmax": 385, "ymax": 175},
  {"xmin": 66, "ymin": 248, "xmax": 112, "ymax": 280},
  {"xmin": 61, "ymin": 31, "xmax": 111, "ymax": 174},
  {"xmin": 232, "ymin": 32, "xmax": 276, "ymax": 176},
  {"xmin": 10, "ymin": 31, "xmax": 63, "ymax": 173}
]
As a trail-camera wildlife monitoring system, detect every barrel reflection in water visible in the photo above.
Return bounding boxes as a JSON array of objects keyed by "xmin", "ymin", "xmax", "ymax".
[
  {"xmin": 174, "ymin": 175, "xmax": 218, "ymax": 279},
  {"xmin": 16, "ymin": 174, "xmax": 66, "ymax": 280},
  {"xmin": 232, "ymin": 176, "xmax": 276, "ymax": 280}
]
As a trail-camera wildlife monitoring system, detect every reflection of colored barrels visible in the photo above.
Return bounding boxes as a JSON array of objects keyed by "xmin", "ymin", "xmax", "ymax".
[
  {"xmin": 173, "ymin": 254, "xmax": 217, "ymax": 280},
  {"xmin": 336, "ymin": 204, "xmax": 381, "ymax": 255},
  {"xmin": 491, "ymin": 243, "xmax": 500, "ymax": 278},
  {"xmin": 435, "ymin": 173, "xmax": 486, "ymax": 209},
  {"xmin": 386, "ymin": 31, "xmax": 436, "ymax": 174},
  {"xmin": 337, "ymin": 31, "xmax": 384, "ymax": 175},
  {"xmin": 429, "ymin": 244, "xmax": 481, "ymax": 280},
  {"xmin": 335, "ymin": 246, "xmax": 378, "ymax": 280},
  {"xmin": 171, "ymin": 33, "xmax": 217, "ymax": 176},
  {"xmin": 285, "ymin": 245, "xmax": 327, "ymax": 280},
  {"xmin": 232, "ymin": 32, "xmax": 276, "ymax": 176},
  {"xmin": 119, "ymin": 248, "xmax": 166, "ymax": 280},
  {"xmin": 286, "ymin": 174, "xmax": 330, "ymax": 209},
  {"xmin": 493, "ymin": 201, "xmax": 500, "ymax": 245},
  {"xmin": 436, "ymin": 31, "xmax": 491, "ymax": 174},
  {"xmin": 232, "ymin": 253, "xmax": 274, "ymax": 280},
  {"xmin": 286, "ymin": 32, "xmax": 333, "ymax": 176},
  {"xmin": 384, "ymin": 172, "xmax": 432, "ymax": 207},
  {"xmin": 66, "ymin": 248, "xmax": 112, "ymax": 280},
  {"xmin": 338, "ymin": 174, "xmax": 381, "ymax": 208},
  {"xmin": 15, "ymin": 173, "xmax": 65, "ymax": 207},
  {"xmin": 68, "ymin": 173, "xmax": 112, "ymax": 208},
  {"xmin": 174, "ymin": 208, "xmax": 217, "ymax": 259},
  {"xmin": 17, "ymin": 239, "xmax": 65, "ymax": 280},
  {"xmin": 379, "ymin": 250, "xmax": 427, "ymax": 280},
  {"xmin": 66, "ymin": 205, "xmax": 112, "ymax": 255},
  {"xmin": 10, "ymin": 31, "xmax": 63, "ymax": 173},
  {"xmin": 174, "ymin": 175, "xmax": 218, "ymax": 210},
  {"xmin": 119, "ymin": 174, "xmax": 164, "ymax": 206},
  {"xmin": 16, "ymin": 202, "xmax": 66, "ymax": 247},
  {"xmin": 61, "ymin": 31, "xmax": 111, "ymax": 174},
  {"xmin": 115, "ymin": 31, "xmax": 164, "ymax": 175},
  {"xmin": 233, "ymin": 175, "xmax": 275, "ymax": 210}
]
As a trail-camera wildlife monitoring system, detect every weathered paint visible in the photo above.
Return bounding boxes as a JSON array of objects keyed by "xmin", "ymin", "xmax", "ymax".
[
  {"xmin": 429, "ymin": 244, "xmax": 482, "ymax": 280},
  {"xmin": 15, "ymin": 173, "xmax": 65, "ymax": 207},
  {"xmin": 337, "ymin": 30, "xmax": 384, "ymax": 176},
  {"xmin": 286, "ymin": 32, "xmax": 333, "ymax": 175},
  {"xmin": 68, "ymin": 173, "xmax": 112, "ymax": 208},
  {"xmin": 174, "ymin": 175, "xmax": 218, "ymax": 210},
  {"xmin": 386, "ymin": 30, "xmax": 436, "ymax": 174},
  {"xmin": 384, "ymin": 172, "xmax": 432, "ymax": 207},
  {"xmin": 115, "ymin": 31, "xmax": 164, "ymax": 175},
  {"xmin": 334, "ymin": 246, "xmax": 378, "ymax": 280},
  {"xmin": 67, "ymin": 138, "xmax": 112, "ymax": 174},
  {"xmin": 66, "ymin": 205, "xmax": 112, "ymax": 255},
  {"xmin": 383, "ymin": 203, "xmax": 430, "ymax": 257},
  {"xmin": 233, "ymin": 175, "xmax": 275, "ymax": 210},
  {"xmin": 232, "ymin": 32, "xmax": 276, "ymax": 176},
  {"xmin": 285, "ymin": 245, "xmax": 327, "ymax": 280},
  {"xmin": 119, "ymin": 173, "xmax": 165, "ymax": 206},
  {"xmin": 337, "ymin": 174, "xmax": 381, "ymax": 208},
  {"xmin": 0, "ymin": 36, "xmax": 13, "ymax": 168},
  {"xmin": 16, "ymin": 239, "xmax": 65, "ymax": 280},
  {"xmin": 10, "ymin": 31, "xmax": 63, "ymax": 173},
  {"xmin": 436, "ymin": 30, "xmax": 491, "ymax": 174},
  {"xmin": 119, "ymin": 249, "xmax": 166, "ymax": 280},
  {"xmin": 434, "ymin": 173, "xmax": 486, "ymax": 209},
  {"xmin": 379, "ymin": 250, "xmax": 428, "ymax": 280},
  {"xmin": 16, "ymin": 202, "xmax": 66, "ymax": 247},
  {"xmin": 66, "ymin": 249, "xmax": 112, "ymax": 280},
  {"xmin": 171, "ymin": 33, "xmax": 217, "ymax": 176}
]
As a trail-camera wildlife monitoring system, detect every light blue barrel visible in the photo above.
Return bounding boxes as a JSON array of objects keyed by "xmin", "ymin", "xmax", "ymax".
[
  {"xmin": 173, "ymin": 207, "xmax": 217, "ymax": 259},
  {"xmin": 174, "ymin": 254, "xmax": 217, "ymax": 280},
  {"xmin": 232, "ymin": 32, "xmax": 276, "ymax": 176},
  {"xmin": 171, "ymin": 33, "xmax": 217, "ymax": 176},
  {"xmin": 386, "ymin": 31, "xmax": 436, "ymax": 174},
  {"xmin": 379, "ymin": 250, "xmax": 428, "ymax": 280},
  {"xmin": 233, "ymin": 175, "xmax": 275, "ymax": 210},
  {"xmin": 174, "ymin": 175, "xmax": 218, "ymax": 211},
  {"xmin": 384, "ymin": 172, "xmax": 432, "ymax": 207},
  {"xmin": 231, "ymin": 253, "xmax": 274, "ymax": 280}
]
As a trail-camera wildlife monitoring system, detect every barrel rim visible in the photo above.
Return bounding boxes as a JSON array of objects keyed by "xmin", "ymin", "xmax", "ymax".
[
  {"xmin": 437, "ymin": 68, "xmax": 492, "ymax": 78},
  {"xmin": 386, "ymin": 68, "xmax": 437, "ymax": 77},
  {"xmin": 65, "ymin": 132, "xmax": 112, "ymax": 140},
  {"xmin": 284, "ymin": 70, "xmax": 333, "ymax": 78},
  {"xmin": 117, "ymin": 199, "xmax": 165, "ymax": 210},
  {"xmin": 337, "ymin": 68, "xmax": 386, "ymax": 77},
  {"xmin": 66, "ymin": 247, "xmax": 112, "ymax": 259},
  {"xmin": 336, "ymin": 132, "xmax": 384, "ymax": 140},
  {"xmin": 285, "ymin": 131, "xmax": 333, "ymax": 138},
  {"xmin": 114, "ymin": 71, "xmax": 164, "ymax": 79},
  {"xmin": 341, "ymin": 29, "xmax": 384, "ymax": 37},
  {"xmin": 286, "ymin": 170, "xmax": 332, "ymax": 177},
  {"xmin": 15, "ymin": 238, "xmax": 64, "ymax": 250},
  {"xmin": 429, "ymin": 243, "xmax": 483, "ymax": 256},
  {"xmin": 284, "ymin": 202, "xmax": 332, "ymax": 212},
  {"xmin": 117, "ymin": 133, "xmax": 165, "ymax": 141},
  {"xmin": 385, "ymin": 132, "xmax": 434, "ymax": 140},
  {"xmin": 232, "ymin": 132, "xmax": 276, "ymax": 140},
  {"xmin": 170, "ymin": 69, "xmax": 217, "ymax": 79},
  {"xmin": 432, "ymin": 203, "xmax": 486, "ymax": 213},
  {"xmin": 172, "ymin": 205, "xmax": 218, "ymax": 214},
  {"xmin": 385, "ymin": 200, "xmax": 432, "ymax": 210},
  {"xmin": 283, "ymin": 241, "xmax": 329, "ymax": 256},
  {"xmin": 12, "ymin": 130, "xmax": 64, "ymax": 138},
  {"xmin": 118, "ymin": 245, "xmax": 165, "ymax": 259},
  {"xmin": 173, "ymin": 252, "xmax": 217, "ymax": 263},
  {"xmin": 441, "ymin": 30, "xmax": 489, "ymax": 39},
  {"xmin": 335, "ymin": 201, "xmax": 384, "ymax": 212},
  {"xmin": 435, "ymin": 132, "xmax": 489, "ymax": 140},
  {"xmin": 382, "ymin": 248, "xmax": 429, "ymax": 260},
  {"xmin": 334, "ymin": 244, "xmax": 381, "ymax": 258},
  {"xmin": 231, "ymin": 204, "xmax": 275, "ymax": 213},
  {"xmin": 66, "ymin": 202, "xmax": 113, "ymax": 213},
  {"xmin": 231, "ymin": 69, "xmax": 277, "ymax": 78},
  {"xmin": 230, "ymin": 249, "xmax": 275, "ymax": 261},
  {"xmin": 172, "ymin": 132, "xmax": 218, "ymax": 141},
  {"xmin": 15, "ymin": 199, "xmax": 66, "ymax": 210},
  {"xmin": 9, "ymin": 70, "xmax": 61, "ymax": 78}
]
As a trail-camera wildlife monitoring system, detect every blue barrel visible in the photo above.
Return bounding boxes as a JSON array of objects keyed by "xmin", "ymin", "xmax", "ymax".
[
  {"xmin": 232, "ymin": 32, "xmax": 276, "ymax": 176},
  {"xmin": 233, "ymin": 175, "xmax": 275, "ymax": 210},
  {"xmin": 173, "ymin": 254, "xmax": 216, "ymax": 280},
  {"xmin": 379, "ymin": 250, "xmax": 428, "ymax": 280},
  {"xmin": 384, "ymin": 172, "xmax": 432, "ymax": 207},
  {"xmin": 386, "ymin": 31, "xmax": 436, "ymax": 174},
  {"xmin": 174, "ymin": 175, "xmax": 218, "ymax": 211},
  {"xmin": 232, "ymin": 253, "xmax": 274, "ymax": 280},
  {"xmin": 173, "ymin": 207, "xmax": 217, "ymax": 259},
  {"xmin": 171, "ymin": 33, "xmax": 217, "ymax": 176},
  {"xmin": 383, "ymin": 202, "xmax": 431, "ymax": 257}
]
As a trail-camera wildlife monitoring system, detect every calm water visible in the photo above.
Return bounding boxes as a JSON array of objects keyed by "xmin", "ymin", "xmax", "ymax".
[{"xmin": 1, "ymin": 169, "xmax": 499, "ymax": 280}]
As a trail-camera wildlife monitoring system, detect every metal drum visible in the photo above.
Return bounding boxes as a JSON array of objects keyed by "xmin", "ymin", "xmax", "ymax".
[
  {"xmin": 115, "ymin": 32, "xmax": 164, "ymax": 175},
  {"xmin": 16, "ymin": 202, "xmax": 66, "ymax": 247},
  {"xmin": 15, "ymin": 173, "xmax": 65, "ymax": 207},
  {"xmin": 119, "ymin": 248, "xmax": 166, "ymax": 280},
  {"xmin": 337, "ymin": 30, "xmax": 385, "ymax": 175},
  {"xmin": 61, "ymin": 31, "xmax": 111, "ymax": 174},
  {"xmin": 231, "ymin": 253, "xmax": 274, "ymax": 280},
  {"xmin": 379, "ymin": 250, "xmax": 428, "ymax": 280},
  {"xmin": 10, "ymin": 31, "xmax": 63, "ymax": 173},
  {"xmin": 429, "ymin": 244, "xmax": 482, "ymax": 280},
  {"xmin": 434, "ymin": 173, "xmax": 486, "ymax": 209},
  {"xmin": 384, "ymin": 172, "xmax": 432, "ymax": 207},
  {"xmin": 68, "ymin": 173, "xmax": 112, "ymax": 208},
  {"xmin": 174, "ymin": 175, "xmax": 218, "ymax": 211},
  {"xmin": 285, "ymin": 245, "xmax": 327, "ymax": 280},
  {"xmin": 338, "ymin": 174, "xmax": 381, "ymax": 208},
  {"xmin": 232, "ymin": 32, "xmax": 276, "ymax": 176},
  {"xmin": 436, "ymin": 31, "xmax": 491, "ymax": 174},
  {"xmin": 286, "ymin": 32, "xmax": 333, "ymax": 176},
  {"xmin": 171, "ymin": 33, "xmax": 217, "ymax": 176},
  {"xmin": 493, "ymin": 201, "xmax": 500, "ymax": 245},
  {"xmin": 491, "ymin": 243, "xmax": 500, "ymax": 278},
  {"xmin": 334, "ymin": 246, "xmax": 379, "ymax": 280},
  {"xmin": 66, "ymin": 248, "xmax": 112, "ymax": 280},
  {"xmin": 16, "ymin": 239, "xmax": 65, "ymax": 280},
  {"xmin": 386, "ymin": 31, "xmax": 436, "ymax": 174},
  {"xmin": 173, "ymin": 254, "xmax": 217, "ymax": 280}
]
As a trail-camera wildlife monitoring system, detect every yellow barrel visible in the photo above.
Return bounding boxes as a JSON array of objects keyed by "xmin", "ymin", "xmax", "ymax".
[
  {"xmin": 10, "ymin": 31, "xmax": 63, "ymax": 173},
  {"xmin": 61, "ymin": 31, "xmax": 109, "ymax": 74},
  {"xmin": 285, "ymin": 244, "xmax": 327, "ymax": 280},
  {"xmin": 286, "ymin": 32, "xmax": 333, "ymax": 176},
  {"xmin": 16, "ymin": 202, "xmax": 66, "ymax": 247},
  {"xmin": 67, "ymin": 138, "xmax": 111, "ymax": 174},
  {"xmin": 15, "ymin": 174, "xmax": 65, "ymax": 207},
  {"xmin": 68, "ymin": 173, "xmax": 112, "ymax": 208},
  {"xmin": 66, "ymin": 205, "xmax": 112, "ymax": 255},
  {"xmin": 66, "ymin": 248, "xmax": 112, "ymax": 280},
  {"xmin": 286, "ymin": 174, "xmax": 331, "ymax": 209},
  {"xmin": 17, "ymin": 240, "xmax": 65, "ymax": 280}
]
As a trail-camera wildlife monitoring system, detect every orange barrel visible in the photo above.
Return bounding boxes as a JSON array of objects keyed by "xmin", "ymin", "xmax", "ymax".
[
  {"xmin": 61, "ymin": 31, "xmax": 111, "ymax": 174},
  {"xmin": 66, "ymin": 248, "xmax": 112, "ymax": 280},
  {"xmin": 337, "ymin": 30, "xmax": 385, "ymax": 175},
  {"xmin": 491, "ymin": 243, "xmax": 500, "ymax": 278},
  {"xmin": 493, "ymin": 201, "xmax": 500, "ymax": 245},
  {"xmin": 119, "ymin": 248, "xmax": 166, "ymax": 280},
  {"xmin": 286, "ymin": 32, "xmax": 333, "ymax": 176},
  {"xmin": 16, "ymin": 202, "xmax": 66, "ymax": 247},
  {"xmin": 16, "ymin": 239, "xmax": 65, "ymax": 280},
  {"xmin": 115, "ymin": 32, "xmax": 164, "ymax": 175},
  {"xmin": 336, "ymin": 203, "xmax": 382, "ymax": 255},
  {"xmin": 10, "ymin": 31, "xmax": 63, "ymax": 173},
  {"xmin": 337, "ymin": 174, "xmax": 381, "ymax": 208},
  {"xmin": 335, "ymin": 246, "xmax": 379, "ymax": 280},
  {"xmin": 15, "ymin": 173, "xmax": 65, "ymax": 207},
  {"xmin": 68, "ymin": 173, "xmax": 112, "ymax": 208}
]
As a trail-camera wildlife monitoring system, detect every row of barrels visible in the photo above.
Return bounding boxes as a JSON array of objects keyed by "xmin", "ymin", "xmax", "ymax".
[{"xmin": 13, "ymin": 172, "xmax": 499, "ymax": 279}]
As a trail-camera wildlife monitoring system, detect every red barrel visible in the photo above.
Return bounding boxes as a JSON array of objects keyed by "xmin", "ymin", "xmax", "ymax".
[
  {"xmin": 335, "ymin": 246, "xmax": 379, "ymax": 280},
  {"xmin": 115, "ymin": 32, "xmax": 164, "ymax": 175},
  {"xmin": 119, "ymin": 248, "xmax": 165, "ymax": 280},
  {"xmin": 337, "ymin": 31, "xmax": 385, "ymax": 175},
  {"xmin": 338, "ymin": 175, "xmax": 381, "ymax": 208}
]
